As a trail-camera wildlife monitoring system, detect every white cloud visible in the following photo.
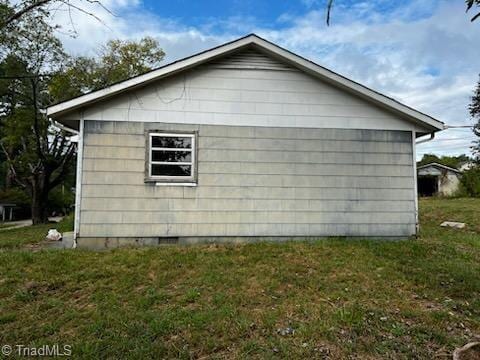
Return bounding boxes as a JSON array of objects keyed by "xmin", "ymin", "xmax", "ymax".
[
  {"xmin": 49, "ymin": 0, "xmax": 480, "ymax": 158},
  {"xmin": 48, "ymin": 1, "xmax": 233, "ymax": 60}
]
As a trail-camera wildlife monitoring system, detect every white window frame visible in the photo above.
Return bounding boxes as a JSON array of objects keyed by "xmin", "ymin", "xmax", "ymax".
[{"xmin": 146, "ymin": 131, "xmax": 197, "ymax": 184}]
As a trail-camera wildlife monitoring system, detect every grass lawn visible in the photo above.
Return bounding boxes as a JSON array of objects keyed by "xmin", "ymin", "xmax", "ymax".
[
  {"xmin": 0, "ymin": 199, "xmax": 479, "ymax": 358},
  {"xmin": 0, "ymin": 222, "xmax": 24, "ymax": 230},
  {"xmin": 0, "ymin": 215, "xmax": 73, "ymax": 249}
]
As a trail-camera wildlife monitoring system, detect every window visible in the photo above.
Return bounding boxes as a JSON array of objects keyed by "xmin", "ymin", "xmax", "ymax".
[{"xmin": 147, "ymin": 132, "xmax": 196, "ymax": 183}]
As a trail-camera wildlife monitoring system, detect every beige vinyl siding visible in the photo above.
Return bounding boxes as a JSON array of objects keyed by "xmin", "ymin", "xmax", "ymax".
[
  {"xmin": 79, "ymin": 121, "xmax": 415, "ymax": 238},
  {"xmin": 66, "ymin": 49, "xmax": 426, "ymax": 132}
]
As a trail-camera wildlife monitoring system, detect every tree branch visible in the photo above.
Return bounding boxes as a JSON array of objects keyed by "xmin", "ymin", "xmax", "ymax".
[
  {"xmin": 49, "ymin": 142, "xmax": 76, "ymax": 189},
  {"xmin": 58, "ymin": 0, "xmax": 111, "ymax": 29},
  {"xmin": 0, "ymin": 141, "xmax": 27, "ymax": 188},
  {"xmin": 326, "ymin": 0, "xmax": 334, "ymax": 26},
  {"xmin": 2, "ymin": 0, "xmax": 52, "ymax": 28},
  {"xmin": 29, "ymin": 78, "xmax": 46, "ymax": 163},
  {"xmin": 325, "ymin": 0, "xmax": 480, "ymax": 25},
  {"xmin": 2, "ymin": 0, "xmax": 115, "ymax": 31},
  {"xmin": 471, "ymin": 11, "xmax": 480, "ymax": 22}
]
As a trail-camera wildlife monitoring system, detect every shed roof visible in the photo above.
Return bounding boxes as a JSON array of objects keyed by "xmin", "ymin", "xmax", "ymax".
[
  {"xmin": 47, "ymin": 34, "xmax": 444, "ymax": 133},
  {"xmin": 417, "ymin": 163, "xmax": 461, "ymax": 174}
]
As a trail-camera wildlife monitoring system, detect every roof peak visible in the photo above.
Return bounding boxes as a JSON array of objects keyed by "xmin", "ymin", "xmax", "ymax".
[{"xmin": 47, "ymin": 33, "xmax": 444, "ymax": 133}]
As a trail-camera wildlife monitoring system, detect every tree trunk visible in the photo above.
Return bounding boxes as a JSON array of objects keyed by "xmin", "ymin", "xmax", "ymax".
[
  {"xmin": 5, "ymin": 167, "xmax": 14, "ymax": 189},
  {"xmin": 31, "ymin": 179, "xmax": 49, "ymax": 224}
]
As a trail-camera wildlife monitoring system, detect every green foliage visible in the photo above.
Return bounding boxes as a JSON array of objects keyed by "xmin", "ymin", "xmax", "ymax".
[
  {"xmin": 0, "ymin": 2, "xmax": 65, "ymax": 71},
  {"xmin": 1, "ymin": 1, "xmax": 164, "ymax": 224},
  {"xmin": 59, "ymin": 212, "xmax": 74, "ymax": 231},
  {"xmin": 48, "ymin": 56, "xmax": 98, "ymax": 102},
  {"xmin": 0, "ymin": 150, "xmax": 6, "ymax": 188},
  {"xmin": 459, "ymin": 166, "xmax": 480, "ymax": 197},
  {"xmin": 0, "ymin": 214, "xmax": 74, "ymax": 248},
  {"xmin": 47, "ymin": 184, "xmax": 75, "ymax": 215},
  {"xmin": 469, "ymin": 76, "xmax": 480, "ymax": 161},
  {"xmin": 49, "ymin": 37, "xmax": 165, "ymax": 103},
  {"xmin": 98, "ymin": 37, "xmax": 165, "ymax": 85},
  {"xmin": 0, "ymin": 184, "xmax": 74, "ymax": 219},
  {"xmin": 417, "ymin": 154, "xmax": 470, "ymax": 169},
  {"xmin": 0, "ymin": 2, "xmax": 75, "ymax": 223},
  {"xmin": 0, "ymin": 187, "xmax": 29, "ymax": 206}
]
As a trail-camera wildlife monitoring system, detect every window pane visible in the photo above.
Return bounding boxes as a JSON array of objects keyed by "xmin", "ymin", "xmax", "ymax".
[
  {"xmin": 152, "ymin": 136, "xmax": 192, "ymax": 149},
  {"xmin": 151, "ymin": 164, "xmax": 192, "ymax": 177},
  {"xmin": 152, "ymin": 150, "xmax": 191, "ymax": 162}
]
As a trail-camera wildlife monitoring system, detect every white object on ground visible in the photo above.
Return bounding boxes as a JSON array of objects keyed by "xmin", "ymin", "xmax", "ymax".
[
  {"xmin": 46, "ymin": 229, "xmax": 63, "ymax": 241},
  {"xmin": 440, "ymin": 221, "xmax": 466, "ymax": 229}
]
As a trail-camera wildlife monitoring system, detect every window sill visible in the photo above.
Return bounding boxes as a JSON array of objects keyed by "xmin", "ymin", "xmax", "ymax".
[{"xmin": 154, "ymin": 182, "xmax": 197, "ymax": 187}]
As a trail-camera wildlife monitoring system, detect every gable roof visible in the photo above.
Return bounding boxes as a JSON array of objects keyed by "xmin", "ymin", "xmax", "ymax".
[
  {"xmin": 46, "ymin": 34, "xmax": 444, "ymax": 132},
  {"xmin": 417, "ymin": 162, "xmax": 461, "ymax": 174}
]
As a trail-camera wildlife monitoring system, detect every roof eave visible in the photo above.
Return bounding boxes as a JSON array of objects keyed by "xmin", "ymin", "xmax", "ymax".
[
  {"xmin": 248, "ymin": 42, "xmax": 444, "ymax": 132},
  {"xmin": 47, "ymin": 34, "xmax": 444, "ymax": 132},
  {"xmin": 47, "ymin": 35, "xmax": 258, "ymax": 118}
]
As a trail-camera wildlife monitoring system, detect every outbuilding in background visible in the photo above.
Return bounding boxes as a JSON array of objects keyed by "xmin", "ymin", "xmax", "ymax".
[{"xmin": 417, "ymin": 163, "xmax": 461, "ymax": 197}]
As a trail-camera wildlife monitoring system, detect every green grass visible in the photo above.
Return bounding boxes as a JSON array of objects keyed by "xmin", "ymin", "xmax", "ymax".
[
  {"xmin": 0, "ymin": 214, "xmax": 73, "ymax": 249},
  {"xmin": 0, "ymin": 199, "xmax": 479, "ymax": 358}
]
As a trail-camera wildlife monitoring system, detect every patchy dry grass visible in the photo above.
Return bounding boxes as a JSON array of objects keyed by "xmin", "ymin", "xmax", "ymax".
[{"xmin": 0, "ymin": 199, "xmax": 479, "ymax": 358}]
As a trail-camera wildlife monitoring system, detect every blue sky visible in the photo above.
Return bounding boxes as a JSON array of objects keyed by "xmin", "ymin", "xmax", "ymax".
[
  {"xmin": 52, "ymin": 0, "xmax": 480, "ymax": 159},
  {"xmin": 139, "ymin": 0, "xmax": 435, "ymax": 28},
  {"xmin": 141, "ymin": 0, "xmax": 303, "ymax": 26}
]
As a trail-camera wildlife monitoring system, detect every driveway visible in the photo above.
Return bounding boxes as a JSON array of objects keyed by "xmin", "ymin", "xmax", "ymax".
[{"xmin": 0, "ymin": 217, "xmax": 63, "ymax": 231}]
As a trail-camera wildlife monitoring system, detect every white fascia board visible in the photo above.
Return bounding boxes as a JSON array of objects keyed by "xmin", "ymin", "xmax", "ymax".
[{"xmin": 46, "ymin": 34, "xmax": 444, "ymax": 132}]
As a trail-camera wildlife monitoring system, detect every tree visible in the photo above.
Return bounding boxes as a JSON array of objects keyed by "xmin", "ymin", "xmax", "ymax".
[
  {"xmin": 0, "ymin": 0, "xmax": 51, "ymax": 29},
  {"xmin": 0, "ymin": 2, "xmax": 165, "ymax": 224},
  {"xmin": 0, "ymin": 0, "xmax": 165, "ymax": 224},
  {"xmin": 49, "ymin": 37, "xmax": 165, "ymax": 102},
  {"xmin": 0, "ymin": 8, "xmax": 76, "ymax": 224},
  {"xmin": 0, "ymin": 0, "xmax": 112, "ymax": 30},
  {"xmin": 469, "ymin": 76, "xmax": 480, "ymax": 162},
  {"xmin": 460, "ymin": 167, "xmax": 480, "ymax": 197}
]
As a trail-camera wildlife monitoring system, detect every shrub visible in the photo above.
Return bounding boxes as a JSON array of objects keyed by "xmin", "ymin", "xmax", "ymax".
[
  {"xmin": 460, "ymin": 166, "xmax": 480, "ymax": 197},
  {"xmin": 47, "ymin": 185, "xmax": 75, "ymax": 216}
]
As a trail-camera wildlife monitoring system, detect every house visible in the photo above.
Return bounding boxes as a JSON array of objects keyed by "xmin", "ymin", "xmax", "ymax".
[
  {"xmin": 46, "ymin": 34, "xmax": 444, "ymax": 247},
  {"xmin": 417, "ymin": 163, "xmax": 461, "ymax": 197}
]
